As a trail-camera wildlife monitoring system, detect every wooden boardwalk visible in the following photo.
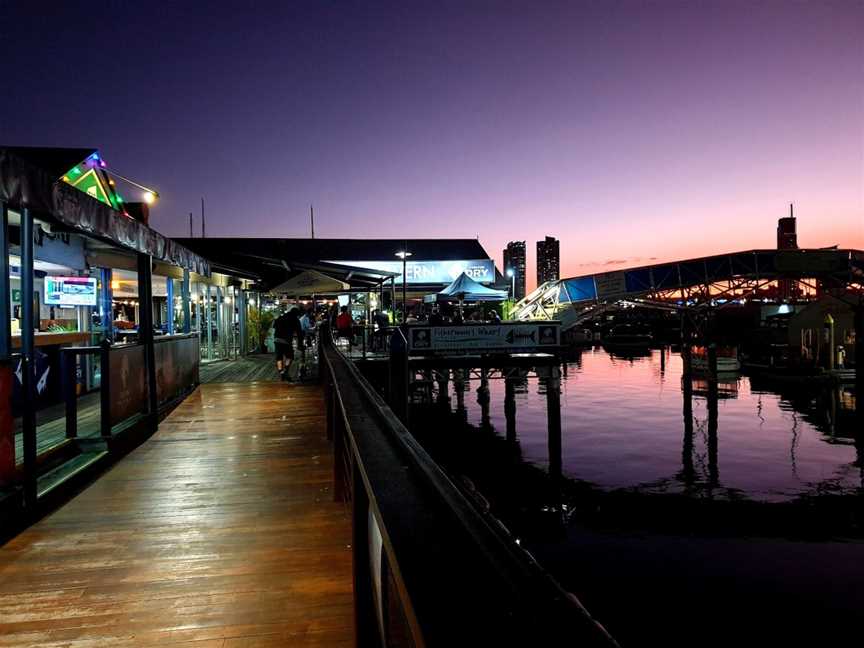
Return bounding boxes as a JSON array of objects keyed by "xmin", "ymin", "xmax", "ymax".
[{"xmin": 0, "ymin": 382, "xmax": 353, "ymax": 647}]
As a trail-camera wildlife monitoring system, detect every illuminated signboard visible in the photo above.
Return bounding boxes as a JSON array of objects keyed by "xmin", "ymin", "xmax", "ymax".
[
  {"xmin": 327, "ymin": 259, "xmax": 496, "ymax": 285},
  {"xmin": 44, "ymin": 276, "xmax": 98, "ymax": 306}
]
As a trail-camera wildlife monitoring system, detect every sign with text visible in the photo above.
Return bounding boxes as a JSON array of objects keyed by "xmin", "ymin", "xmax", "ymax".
[
  {"xmin": 407, "ymin": 322, "xmax": 560, "ymax": 354},
  {"xmin": 594, "ymin": 271, "xmax": 627, "ymax": 299},
  {"xmin": 327, "ymin": 259, "xmax": 496, "ymax": 285}
]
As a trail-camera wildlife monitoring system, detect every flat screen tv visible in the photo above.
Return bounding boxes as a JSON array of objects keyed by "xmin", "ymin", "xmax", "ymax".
[{"xmin": 44, "ymin": 276, "xmax": 98, "ymax": 307}]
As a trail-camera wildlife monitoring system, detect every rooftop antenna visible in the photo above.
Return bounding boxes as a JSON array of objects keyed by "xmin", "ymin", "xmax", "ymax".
[
  {"xmin": 790, "ymin": 202, "xmax": 794, "ymax": 219},
  {"xmin": 189, "ymin": 212, "xmax": 194, "ymax": 237},
  {"xmin": 310, "ymin": 204, "xmax": 315, "ymax": 239},
  {"xmin": 201, "ymin": 197, "xmax": 206, "ymax": 238}
]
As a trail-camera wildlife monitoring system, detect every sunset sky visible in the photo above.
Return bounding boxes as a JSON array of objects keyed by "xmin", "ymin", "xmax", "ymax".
[{"xmin": 2, "ymin": 1, "xmax": 861, "ymax": 290}]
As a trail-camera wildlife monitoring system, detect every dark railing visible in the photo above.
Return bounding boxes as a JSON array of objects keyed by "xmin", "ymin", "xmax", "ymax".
[
  {"xmin": 320, "ymin": 326, "xmax": 618, "ymax": 647},
  {"xmin": 335, "ymin": 324, "xmax": 394, "ymax": 359}
]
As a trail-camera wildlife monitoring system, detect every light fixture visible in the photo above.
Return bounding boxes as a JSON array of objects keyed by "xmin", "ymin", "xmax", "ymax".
[
  {"xmin": 143, "ymin": 191, "xmax": 156, "ymax": 204},
  {"xmin": 395, "ymin": 247, "xmax": 412, "ymax": 324}
]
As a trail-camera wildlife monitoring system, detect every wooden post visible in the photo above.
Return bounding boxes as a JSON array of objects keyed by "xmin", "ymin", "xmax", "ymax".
[
  {"xmin": 680, "ymin": 313, "xmax": 692, "ymax": 379},
  {"xmin": 707, "ymin": 376, "xmax": 719, "ymax": 489},
  {"xmin": 547, "ymin": 375, "xmax": 562, "ymax": 482},
  {"xmin": 505, "ymin": 377, "xmax": 517, "ymax": 443},
  {"xmin": 436, "ymin": 368, "xmax": 450, "ymax": 408},
  {"xmin": 681, "ymin": 368, "xmax": 694, "ymax": 487},
  {"xmin": 454, "ymin": 370, "xmax": 467, "ymax": 421},
  {"xmin": 477, "ymin": 369, "xmax": 490, "ymax": 429}
]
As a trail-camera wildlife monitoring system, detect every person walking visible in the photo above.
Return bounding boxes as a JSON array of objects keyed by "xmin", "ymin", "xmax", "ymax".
[{"xmin": 273, "ymin": 305, "xmax": 303, "ymax": 381}]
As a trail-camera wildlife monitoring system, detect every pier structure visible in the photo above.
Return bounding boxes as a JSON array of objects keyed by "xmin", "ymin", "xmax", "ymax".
[{"xmin": 514, "ymin": 248, "xmax": 864, "ymax": 419}]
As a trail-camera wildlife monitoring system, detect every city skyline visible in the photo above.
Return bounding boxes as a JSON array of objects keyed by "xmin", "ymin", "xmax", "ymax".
[{"xmin": 1, "ymin": 1, "xmax": 861, "ymax": 294}]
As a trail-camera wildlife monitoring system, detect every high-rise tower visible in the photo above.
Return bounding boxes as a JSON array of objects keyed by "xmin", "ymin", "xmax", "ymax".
[
  {"xmin": 503, "ymin": 241, "xmax": 526, "ymax": 300},
  {"xmin": 536, "ymin": 236, "xmax": 560, "ymax": 286}
]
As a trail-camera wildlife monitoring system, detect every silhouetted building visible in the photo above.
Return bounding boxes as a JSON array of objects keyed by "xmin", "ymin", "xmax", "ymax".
[
  {"xmin": 777, "ymin": 206, "xmax": 797, "ymax": 250},
  {"xmin": 778, "ymin": 205, "xmax": 798, "ymax": 299},
  {"xmin": 536, "ymin": 236, "xmax": 559, "ymax": 286},
  {"xmin": 503, "ymin": 241, "xmax": 526, "ymax": 300}
]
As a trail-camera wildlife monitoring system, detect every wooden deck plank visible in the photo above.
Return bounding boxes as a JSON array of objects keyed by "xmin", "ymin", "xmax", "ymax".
[{"xmin": 0, "ymin": 382, "xmax": 353, "ymax": 647}]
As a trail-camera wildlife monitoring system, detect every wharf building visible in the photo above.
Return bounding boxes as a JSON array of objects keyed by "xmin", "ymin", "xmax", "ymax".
[
  {"xmin": 536, "ymin": 235, "xmax": 560, "ymax": 286},
  {"xmin": 503, "ymin": 240, "xmax": 526, "ymax": 300},
  {"xmin": 174, "ymin": 236, "xmax": 506, "ymax": 322}
]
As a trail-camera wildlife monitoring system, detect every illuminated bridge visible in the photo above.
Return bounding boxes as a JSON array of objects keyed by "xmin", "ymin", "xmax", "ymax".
[{"xmin": 512, "ymin": 248, "xmax": 864, "ymax": 331}]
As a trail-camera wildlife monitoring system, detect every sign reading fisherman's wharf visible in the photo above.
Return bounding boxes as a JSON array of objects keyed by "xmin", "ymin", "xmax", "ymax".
[{"xmin": 408, "ymin": 322, "xmax": 560, "ymax": 354}]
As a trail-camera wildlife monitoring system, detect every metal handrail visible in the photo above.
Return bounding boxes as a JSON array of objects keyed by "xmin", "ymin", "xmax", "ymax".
[{"xmin": 321, "ymin": 326, "xmax": 619, "ymax": 647}]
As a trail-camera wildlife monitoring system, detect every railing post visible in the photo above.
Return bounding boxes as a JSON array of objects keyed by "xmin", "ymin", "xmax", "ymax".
[
  {"xmin": 388, "ymin": 328, "xmax": 409, "ymax": 425},
  {"xmin": 62, "ymin": 350, "xmax": 78, "ymax": 439},
  {"xmin": 100, "ymin": 340, "xmax": 112, "ymax": 439}
]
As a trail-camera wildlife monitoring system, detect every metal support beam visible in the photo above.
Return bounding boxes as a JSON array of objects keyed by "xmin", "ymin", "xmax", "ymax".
[
  {"xmin": 215, "ymin": 286, "xmax": 223, "ymax": 358},
  {"xmin": 0, "ymin": 202, "xmax": 10, "ymax": 360},
  {"xmin": 99, "ymin": 268, "xmax": 113, "ymax": 341},
  {"xmin": 206, "ymin": 283, "xmax": 213, "ymax": 360},
  {"xmin": 137, "ymin": 253, "xmax": 158, "ymax": 428},
  {"xmin": 166, "ymin": 277, "xmax": 174, "ymax": 334},
  {"xmin": 20, "ymin": 208, "xmax": 37, "ymax": 505},
  {"xmin": 238, "ymin": 289, "xmax": 247, "ymax": 356},
  {"xmin": 182, "ymin": 269, "xmax": 191, "ymax": 334}
]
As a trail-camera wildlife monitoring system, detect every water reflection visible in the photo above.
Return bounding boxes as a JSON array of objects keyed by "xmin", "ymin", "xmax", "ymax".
[
  {"xmin": 412, "ymin": 348, "xmax": 862, "ymax": 519},
  {"xmin": 408, "ymin": 349, "xmax": 863, "ymax": 648}
]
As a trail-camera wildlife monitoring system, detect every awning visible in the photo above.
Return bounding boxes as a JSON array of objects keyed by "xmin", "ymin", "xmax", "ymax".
[
  {"xmin": 0, "ymin": 147, "xmax": 210, "ymax": 276},
  {"xmin": 433, "ymin": 272, "xmax": 508, "ymax": 302},
  {"xmin": 269, "ymin": 269, "xmax": 350, "ymax": 295}
]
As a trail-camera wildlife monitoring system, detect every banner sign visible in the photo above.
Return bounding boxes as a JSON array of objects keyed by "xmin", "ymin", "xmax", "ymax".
[
  {"xmin": 594, "ymin": 271, "xmax": 628, "ymax": 299},
  {"xmin": 109, "ymin": 344, "xmax": 148, "ymax": 426},
  {"xmin": 155, "ymin": 335, "xmax": 199, "ymax": 406},
  {"xmin": 327, "ymin": 259, "xmax": 496, "ymax": 285},
  {"xmin": 407, "ymin": 322, "xmax": 560, "ymax": 354}
]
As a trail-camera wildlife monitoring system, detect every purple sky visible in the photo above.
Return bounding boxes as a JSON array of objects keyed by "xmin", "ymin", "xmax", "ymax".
[{"xmin": 2, "ymin": 1, "xmax": 861, "ymax": 289}]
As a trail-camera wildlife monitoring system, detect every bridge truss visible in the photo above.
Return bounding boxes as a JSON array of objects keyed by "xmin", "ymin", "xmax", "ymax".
[{"xmin": 513, "ymin": 248, "xmax": 864, "ymax": 330}]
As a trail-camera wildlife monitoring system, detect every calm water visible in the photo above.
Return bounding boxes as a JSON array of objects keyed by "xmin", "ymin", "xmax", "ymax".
[
  {"xmin": 411, "ymin": 348, "xmax": 862, "ymax": 647},
  {"xmin": 448, "ymin": 348, "xmax": 860, "ymax": 503}
]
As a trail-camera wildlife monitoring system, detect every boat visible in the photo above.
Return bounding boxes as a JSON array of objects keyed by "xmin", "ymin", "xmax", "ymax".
[
  {"xmin": 602, "ymin": 323, "xmax": 653, "ymax": 352},
  {"xmin": 691, "ymin": 346, "xmax": 741, "ymax": 372}
]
